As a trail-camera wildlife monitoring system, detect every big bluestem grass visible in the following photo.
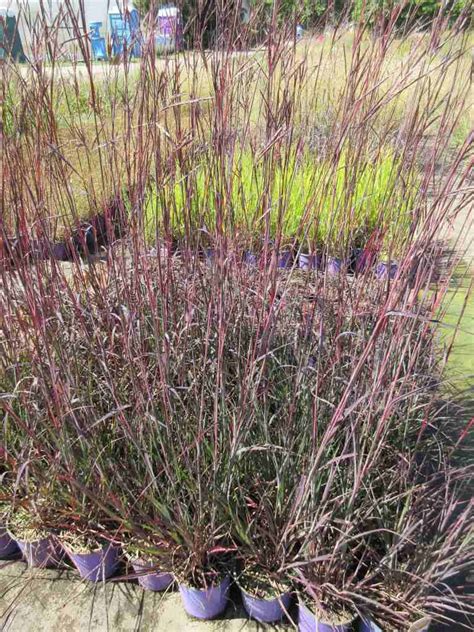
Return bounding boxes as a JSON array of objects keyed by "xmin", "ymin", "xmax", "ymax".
[{"xmin": 0, "ymin": 1, "xmax": 473, "ymax": 627}]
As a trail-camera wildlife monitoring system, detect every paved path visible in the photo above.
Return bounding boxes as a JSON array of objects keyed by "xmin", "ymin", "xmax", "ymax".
[{"xmin": 0, "ymin": 561, "xmax": 288, "ymax": 631}]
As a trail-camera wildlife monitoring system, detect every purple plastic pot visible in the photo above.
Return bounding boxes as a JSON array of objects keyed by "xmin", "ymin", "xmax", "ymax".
[
  {"xmin": 375, "ymin": 261, "xmax": 398, "ymax": 280},
  {"xmin": 327, "ymin": 257, "xmax": 344, "ymax": 275},
  {"xmin": 358, "ymin": 618, "xmax": 383, "ymax": 632},
  {"xmin": 0, "ymin": 527, "xmax": 19, "ymax": 558},
  {"xmin": 179, "ymin": 575, "xmax": 230, "ymax": 619},
  {"xmin": 298, "ymin": 602, "xmax": 353, "ymax": 632},
  {"xmin": 131, "ymin": 558, "xmax": 173, "ymax": 591},
  {"xmin": 67, "ymin": 544, "xmax": 120, "ymax": 582},
  {"xmin": 277, "ymin": 251, "xmax": 293, "ymax": 269},
  {"xmin": 15, "ymin": 536, "xmax": 63, "ymax": 568},
  {"xmin": 299, "ymin": 254, "xmax": 322, "ymax": 271},
  {"xmin": 243, "ymin": 251, "xmax": 258, "ymax": 266},
  {"xmin": 242, "ymin": 589, "xmax": 292, "ymax": 623}
]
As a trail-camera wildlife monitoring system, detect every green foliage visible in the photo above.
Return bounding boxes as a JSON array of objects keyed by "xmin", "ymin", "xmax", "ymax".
[
  {"xmin": 130, "ymin": 1, "xmax": 471, "ymax": 40},
  {"xmin": 349, "ymin": 0, "xmax": 470, "ymax": 24},
  {"xmin": 259, "ymin": 0, "xmax": 470, "ymax": 26},
  {"xmin": 262, "ymin": 0, "xmax": 330, "ymax": 25},
  {"xmin": 144, "ymin": 149, "xmax": 414, "ymax": 255},
  {"xmin": 133, "ymin": 0, "xmax": 150, "ymax": 14}
]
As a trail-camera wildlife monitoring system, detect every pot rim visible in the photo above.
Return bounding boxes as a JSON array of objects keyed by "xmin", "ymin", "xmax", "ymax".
[
  {"xmin": 127, "ymin": 554, "xmax": 172, "ymax": 573},
  {"xmin": 241, "ymin": 587, "xmax": 292, "ymax": 602},
  {"xmin": 298, "ymin": 599, "xmax": 356, "ymax": 626},
  {"xmin": 61, "ymin": 539, "xmax": 119, "ymax": 556},
  {"xmin": 179, "ymin": 574, "xmax": 231, "ymax": 592},
  {"xmin": 7, "ymin": 528, "xmax": 52, "ymax": 544}
]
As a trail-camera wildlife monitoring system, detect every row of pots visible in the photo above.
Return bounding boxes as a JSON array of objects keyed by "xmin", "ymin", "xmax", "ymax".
[
  {"xmin": 204, "ymin": 249, "xmax": 399, "ymax": 279},
  {"xmin": 1, "ymin": 528, "xmax": 428, "ymax": 630}
]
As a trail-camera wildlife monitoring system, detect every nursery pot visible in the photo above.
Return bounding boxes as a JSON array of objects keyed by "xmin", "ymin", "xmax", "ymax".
[
  {"xmin": 131, "ymin": 558, "xmax": 173, "ymax": 591},
  {"xmin": 298, "ymin": 602, "xmax": 353, "ymax": 632},
  {"xmin": 375, "ymin": 261, "xmax": 398, "ymax": 280},
  {"xmin": 241, "ymin": 589, "xmax": 292, "ymax": 623},
  {"xmin": 299, "ymin": 253, "xmax": 322, "ymax": 271},
  {"xmin": 66, "ymin": 544, "xmax": 120, "ymax": 582},
  {"xmin": 277, "ymin": 251, "xmax": 293, "ymax": 269},
  {"xmin": 14, "ymin": 535, "xmax": 63, "ymax": 568},
  {"xmin": 243, "ymin": 251, "xmax": 258, "ymax": 266},
  {"xmin": 358, "ymin": 618, "xmax": 383, "ymax": 632},
  {"xmin": 0, "ymin": 527, "xmax": 19, "ymax": 558},
  {"xmin": 327, "ymin": 257, "xmax": 344, "ymax": 275},
  {"xmin": 179, "ymin": 575, "xmax": 230, "ymax": 619}
]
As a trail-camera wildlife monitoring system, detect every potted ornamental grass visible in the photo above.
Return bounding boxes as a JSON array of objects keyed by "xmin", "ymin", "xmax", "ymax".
[
  {"xmin": 295, "ymin": 216, "xmax": 324, "ymax": 271},
  {"xmin": 165, "ymin": 497, "xmax": 234, "ymax": 620},
  {"xmin": 295, "ymin": 217, "xmax": 324, "ymax": 271},
  {"xmin": 57, "ymin": 496, "xmax": 122, "ymax": 583},
  {"xmin": 294, "ymin": 534, "xmax": 359, "ymax": 632},
  {"xmin": 123, "ymin": 537, "xmax": 174, "ymax": 592},
  {"xmin": 298, "ymin": 590, "xmax": 357, "ymax": 632},
  {"xmin": 236, "ymin": 563, "xmax": 292, "ymax": 624},
  {"xmin": 321, "ymin": 220, "xmax": 347, "ymax": 275},
  {"xmin": 230, "ymin": 493, "xmax": 296, "ymax": 624},
  {"xmin": 173, "ymin": 541, "xmax": 233, "ymax": 620},
  {"xmin": 60, "ymin": 521, "xmax": 121, "ymax": 582},
  {"xmin": 228, "ymin": 443, "xmax": 303, "ymax": 624},
  {"xmin": 7, "ymin": 504, "xmax": 64, "ymax": 568},
  {"xmin": 298, "ymin": 241, "xmax": 324, "ymax": 271}
]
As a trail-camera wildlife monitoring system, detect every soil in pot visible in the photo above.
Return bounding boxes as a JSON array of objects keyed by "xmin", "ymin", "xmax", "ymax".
[
  {"xmin": 298, "ymin": 600, "xmax": 355, "ymax": 632},
  {"xmin": 7, "ymin": 508, "xmax": 64, "ymax": 568},
  {"xmin": 178, "ymin": 572, "xmax": 231, "ymax": 620},
  {"xmin": 61, "ymin": 532, "xmax": 120, "ymax": 582},
  {"xmin": 238, "ymin": 569, "xmax": 292, "ymax": 623}
]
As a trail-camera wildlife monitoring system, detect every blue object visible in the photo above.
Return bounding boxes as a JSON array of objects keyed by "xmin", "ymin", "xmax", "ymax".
[
  {"xmin": 0, "ymin": 16, "xmax": 5, "ymax": 62},
  {"xmin": 109, "ymin": 8, "xmax": 141, "ymax": 59},
  {"xmin": 90, "ymin": 22, "xmax": 102, "ymax": 39},
  {"xmin": 156, "ymin": 5, "xmax": 183, "ymax": 53},
  {"xmin": 90, "ymin": 22, "xmax": 107, "ymax": 61}
]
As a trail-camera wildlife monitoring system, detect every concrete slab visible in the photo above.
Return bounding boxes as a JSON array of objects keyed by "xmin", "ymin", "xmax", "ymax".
[{"xmin": 0, "ymin": 561, "xmax": 292, "ymax": 631}]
